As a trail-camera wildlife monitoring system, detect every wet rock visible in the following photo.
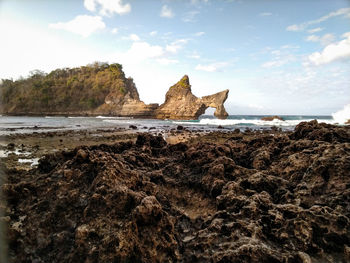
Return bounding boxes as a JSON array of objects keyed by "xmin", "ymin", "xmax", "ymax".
[{"xmin": 129, "ymin": 125, "xmax": 137, "ymax": 130}]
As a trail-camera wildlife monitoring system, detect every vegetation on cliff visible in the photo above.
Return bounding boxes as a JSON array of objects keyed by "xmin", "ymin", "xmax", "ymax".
[{"xmin": 0, "ymin": 62, "xmax": 130, "ymax": 114}]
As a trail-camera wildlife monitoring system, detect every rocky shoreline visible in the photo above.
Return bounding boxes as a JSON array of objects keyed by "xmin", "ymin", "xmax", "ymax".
[{"xmin": 1, "ymin": 120, "xmax": 350, "ymax": 262}]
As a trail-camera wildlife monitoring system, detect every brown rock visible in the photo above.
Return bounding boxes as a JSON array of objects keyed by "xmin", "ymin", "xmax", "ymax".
[
  {"xmin": 95, "ymin": 77, "xmax": 159, "ymax": 117},
  {"xmin": 155, "ymin": 75, "xmax": 229, "ymax": 120},
  {"xmin": 4, "ymin": 121, "xmax": 350, "ymax": 262},
  {"xmin": 261, "ymin": 115, "xmax": 284, "ymax": 121}
]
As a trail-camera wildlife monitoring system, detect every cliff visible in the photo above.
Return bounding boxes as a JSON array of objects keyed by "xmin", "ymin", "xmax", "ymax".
[
  {"xmin": 0, "ymin": 64, "xmax": 229, "ymax": 119},
  {"xmin": 155, "ymin": 75, "xmax": 229, "ymax": 119},
  {"xmin": 94, "ymin": 77, "xmax": 158, "ymax": 117},
  {"xmin": 0, "ymin": 62, "xmax": 156, "ymax": 116}
]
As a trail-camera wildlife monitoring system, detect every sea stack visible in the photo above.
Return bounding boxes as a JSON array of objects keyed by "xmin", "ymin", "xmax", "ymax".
[
  {"xmin": 155, "ymin": 75, "xmax": 229, "ymax": 120},
  {"xmin": 261, "ymin": 116, "xmax": 284, "ymax": 121}
]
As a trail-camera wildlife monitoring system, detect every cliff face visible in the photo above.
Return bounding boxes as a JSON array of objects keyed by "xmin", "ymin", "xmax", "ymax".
[
  {"xmin": 0, "ymin": 64, "xmax": 229, "ymax": 119},
  {"xmin": 94, "ymin": 77, "xmax": 158, "ymax": 117},
  {"xmin": 155, "ymin": 75, "xmax": 229, "ymax": 120}
]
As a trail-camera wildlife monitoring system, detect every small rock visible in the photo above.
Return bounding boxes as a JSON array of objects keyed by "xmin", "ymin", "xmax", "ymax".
[
  {"xmin": 296, "ymin": 252, "xmax": 312, "ymax": 263},
  {"xmin": 129, "ymin": 125, "xmax": 137, "ymax": 130},
  {"xmin": 177, "ymin": 125, "xmax": 184, "ymax": 130},
  {"xmin": 7, "ymin": 143, "xmax": 15, "ymax": 150},
  {"xmin": 345, "ymin": 245, "xmax": 350, "ymax": 259},
  {"xmin": 76, "ymin": 149, "xmax": 88, "ymax": 160}
]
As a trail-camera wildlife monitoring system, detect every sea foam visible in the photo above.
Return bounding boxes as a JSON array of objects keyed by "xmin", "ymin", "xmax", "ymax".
[
  {"xmin": 174, "ymin": 118, "xmax": 336, "ymax": 127},
  {"xmin": 332, "ymin": 104, "xmax": 350, "ymax": 124}
]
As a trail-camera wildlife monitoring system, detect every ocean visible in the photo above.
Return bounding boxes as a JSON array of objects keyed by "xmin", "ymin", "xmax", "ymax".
[{"xmin": 0, "ymin": 115, "xmax": 340, "ymax": 136}]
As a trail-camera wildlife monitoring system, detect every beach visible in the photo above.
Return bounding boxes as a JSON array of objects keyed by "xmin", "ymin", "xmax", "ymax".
[{"xmin": 1, "ymin": 120, "xmax": 350, "ymax": 262}]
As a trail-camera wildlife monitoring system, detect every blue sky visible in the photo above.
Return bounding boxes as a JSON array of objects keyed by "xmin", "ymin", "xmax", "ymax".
[{"xmin": 1, "ymin": 0, "xmax": 350, "ymax": 115}]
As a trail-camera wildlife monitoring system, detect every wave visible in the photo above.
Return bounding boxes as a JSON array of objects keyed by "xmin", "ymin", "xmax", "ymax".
[
  {"xmin": 102, "ymin": 119, "xmax": 134, "ymax": 124},
  {"xmin": 96, "ymin": 116, "xmax": 132, "ymax": 119},
  {"xmin": 332, "ymin": 104, "xmax": 350, "ymax": 124},
  {"xmin": 174, "ymin": 118, "xmax": 337, "ymax": 127}
]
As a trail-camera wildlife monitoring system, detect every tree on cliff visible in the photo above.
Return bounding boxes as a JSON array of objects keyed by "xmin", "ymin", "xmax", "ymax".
[{"xmin": 0, "ymin": 62, "xmax": 127, "ymax": 114}]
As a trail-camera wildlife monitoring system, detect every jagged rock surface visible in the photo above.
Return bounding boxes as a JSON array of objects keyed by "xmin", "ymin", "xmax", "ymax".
[
  {"xmin": 155, "ymin": 75, "xmax": 229, "ymax": 120},
  {"xmin": 3, "ymin": 121, "xmax": 350, "ymax": 262}
]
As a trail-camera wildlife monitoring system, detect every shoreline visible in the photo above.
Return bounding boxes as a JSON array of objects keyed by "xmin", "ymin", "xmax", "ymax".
[{"xmin": 0, "ymin": 125, "xmax": 207, "ymax": 170}]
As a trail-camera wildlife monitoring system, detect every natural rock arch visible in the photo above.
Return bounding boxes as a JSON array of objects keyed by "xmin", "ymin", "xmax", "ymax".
[{"xmin": 155, "ymin": 75, "xmax": 229, "ymax": 120}]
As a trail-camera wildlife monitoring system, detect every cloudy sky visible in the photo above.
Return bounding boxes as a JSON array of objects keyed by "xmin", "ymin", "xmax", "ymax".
[{"xmin": 1, "ymin": 0, "xmax": 350, "ymax": 115}]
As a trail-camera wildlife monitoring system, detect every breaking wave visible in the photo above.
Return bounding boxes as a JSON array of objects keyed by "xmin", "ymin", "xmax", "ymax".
[{"xmin": 332, "ymin": 104, "xmax": 350, "ymax": 124}]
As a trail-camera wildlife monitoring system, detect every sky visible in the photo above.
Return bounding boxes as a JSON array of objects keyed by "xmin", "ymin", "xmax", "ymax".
[{"xmin": 0, "ymin": 0, "xmax": 350, "ymax": 115}]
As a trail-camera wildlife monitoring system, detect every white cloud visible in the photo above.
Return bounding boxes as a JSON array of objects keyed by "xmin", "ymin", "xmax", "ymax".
[
  {"xmin": 124, "ymin": 42, "xmax": 164, "ymax": 62},
  {"xmin": 84, "ymin": 0, "xmax": 131, "ymax": 16},
  {"xmin": 190, "ymin": 0, "xmax": 209, "ymax": 4},
  {"xmin": 308, "ymin": 27, "xmax": 323, "ymax": 34},
  {"xmin": 165, "ymin": 39, "xmax": 188, "ymax": 53},
  {"xmin": 262, "ymin": 54, "xmax": 296, "ymax": 68},
  {"xmin": 150, "ymin": 31, "xmax": 157, "ymax": 36},
  {"xmin": 188, "ymin": 51, "xmax": 200, "ymax": 59},
  {"xmin": 281, "ymin": 45, "xmax": 300, "ymax": 49},
  {"xmin": 160, "ymin": 5, "xmax": 174, "ymax": 18},
  {"xmin": 182, "ymin": 10, "xmax": 200, "ymax": 22},
  {"xmin": 309, "ymin": 32, "xmax": 350, "ymax": 65},
  {"xmin": 195, "ymin": 62, "xmax": 228, "ymax": 72},
  {"xmin": 306, "ymin": 33, "xmax": 335, "ymax": 46},
  {"xmin": 128, "ymin": 33, "xmax": 140, "ymax": 41},
  {"xmin": 286, "ymin": 7, "xmax": 350, "ymax": 32},
  {"xmin": 84, "ymin": 0, "xmax": 96, "ymax": 12},
  {"xmin": 260, "ymin": 12, "xmax": 272, "ymax": 16},
  {"xmin": 1, "ymin": 17, "xmax": 108, "ymax": 80},
  {"xmin": 156, "ymin": 58, "xmax": 179, "ymax": 65},
  {"xmin": 286, "ymin": 24, "xmax": 303, "ymax": 32},
  {"xmin": 111, "ymin": 27, "xmax": 118, "ymax": 34},
  {"xmin": 194, "ymin": 31, "xmax": 205, "ymax": 36},
  {"xmin": 262, "ymin": 60, "xmax": 286, "ymax": 68},
  {"xmin": 49, "ymin": 15, "xmax": 105, "ymax": 37},
  {"xmin": 343, "ymin": 32, "xmax": 350, "ymax": 38},
  {"xmin": 306, "ymin": 35, "xmax": 319, "ymax": 42}
]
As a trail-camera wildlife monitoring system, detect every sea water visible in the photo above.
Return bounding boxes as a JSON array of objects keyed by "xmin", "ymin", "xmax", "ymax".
[{"xmin": 0, "ymin": 115, "xmax": 339, "ymax": 136}]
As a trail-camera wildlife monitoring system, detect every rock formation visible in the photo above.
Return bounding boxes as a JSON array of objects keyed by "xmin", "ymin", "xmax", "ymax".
[
  {"xmin": 261, "ymin": 116, "xmax": 284, "ymax": 121},
  {"xmin": 94, "ymin": 77, "xmax": 159, "ymax": 117},
  {"xmin": 3, "ymin": 121, "xmax": 350, "ymax": 262},
  {"xmin": 155, "ymin": 75, "xmax": 229, "ymax": 120},
  {"xmin": 0, "ymin": 63, "xmax": 230, "ymax": 119}
]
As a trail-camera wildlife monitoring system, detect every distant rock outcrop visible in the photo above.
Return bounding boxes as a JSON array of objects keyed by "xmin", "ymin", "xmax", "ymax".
[
  {"xmin": 155, "ymin": 75, "xmax": 229, "ymax": 120},
  {"xmin": 261, "ymin": 116, "xmax": 284, "ymax": 121}
]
